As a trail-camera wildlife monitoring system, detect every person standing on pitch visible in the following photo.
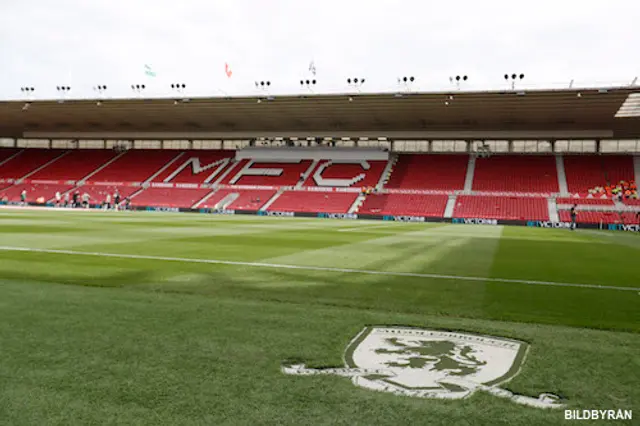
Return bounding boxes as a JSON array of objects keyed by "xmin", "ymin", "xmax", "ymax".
[
  {"xmin": 20, "ymin": 189, "xmax": 27, "ymax": 206},
  {"xmin": 55, "ymin": 191, "xmax": 61, "ymax": 207},
  {"xmin": 104, "ymin": 193, "xmax": 111, "ymax": 210},
  {"xmin": 570, "ymin": 204, "xmax": 577, "ymax": 231},
  {"xmin": 114, "ymin": 190, "xmax": 121, "ymax": 211}
]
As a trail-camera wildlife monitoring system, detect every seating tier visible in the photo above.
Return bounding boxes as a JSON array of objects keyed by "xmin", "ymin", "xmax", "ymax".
[
  {"xmin": 267, "ymin": 191, "xmax": 358, "ymax": 213},
  {"xmin": 454, "ymin": 196, "xmax": 549, "ymax": 221},
  {"xmin": 359, "ymin": 194, "xmax": 448, "ymax": 217},
  {"xmin": 473, "ymin": 155, "xmax": 558, "ymax": 192},
  {"xmin": 386, "ymin": 154, "xmax": 468, "ymax": 190}
]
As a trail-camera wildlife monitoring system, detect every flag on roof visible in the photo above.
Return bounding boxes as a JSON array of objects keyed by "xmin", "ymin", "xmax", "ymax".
[
  {"xmin": 309, "ymin": 61, "xmax": 316, "ymax": 76},
  {"xmin": 144, "ymin": 64, "xmax": 156, "ymax": 77},
  {"xmin": 225, "ymin": 63, "xmax": 233, "ymax": 78}
]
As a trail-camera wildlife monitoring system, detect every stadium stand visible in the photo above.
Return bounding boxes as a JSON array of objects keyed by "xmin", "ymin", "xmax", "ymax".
[
  {"xmin": 1, "ymin": 145, "xmax": 637, "ymax": 224},
  {"xmin": 266, "ymin": 191, "xmax": 358, "ymax": 213},
  {"xmin": 151, "ymin": 150, "xmax": 234, "ymax": 184},
  {"xmin": 130, "ymin": 187, "xmax": 212, "ymax": 208},
  {"xmin": 0, "ymin": 148, "xmax": 21, "ymax": 164},
  {"xmin": 358, "ymin": 193, "xmax": 448, "ymax": 217},
  {"xmin": 0, "ymin": 149, "xmax": 66, "ymax": 180},
  {"xmin": 564, "ymin": 155, "xmax": 635, "ymax": 193},
  {"xmin": 454, "ymin": 195, "xmax": 549, "ymax": 221},
  {"xmin": 564, "ymin": 156, "xmax": 608, "ymax": 193},
  {"xmin": 0, "ymin": 182, "xmax": 73, "ymax": 203},
  {"xmin": 87, "ymin": 150, "xmax": 180, "ymax": 183},
  {"xmin": 602, "ymin": 155, "xmax": 635, "ymax": 188},
  {"xmin": 558, "ymin": 210, "xmax": 622, "ymax": 224},
  {"xmin": 219, "ymin": 160, "xmax": 313, "ymax": 186},
  {"xmin": 620, "ymin": 212, "xmax": 640, "ymax": 224},
  {"xmin": 385, "ymin": 154, "xmax": 468, "ymax": 190},
  {"xmin": 28, "ymin": 149, "xmax": 119, "ymax": 181},
  {"xmin": 303, "ymin": 161, "xmax": 387, "ymax": 188},
  {"xmin": 556, "ymin": 197, "xmax": 615, "ymax": 206},
  {"xmin": 201, "ymin": 188, "xmax": 277, "ymax": 210},
  {"xmin": 473, "ymin": 155, "xmax": 558, "ymax": 192},
  {"xmin": 75, "ymin": 185, "xmax": 140, "ymax": 204}
]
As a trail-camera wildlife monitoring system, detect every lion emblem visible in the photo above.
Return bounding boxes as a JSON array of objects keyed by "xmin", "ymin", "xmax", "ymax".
[
  {"xmin": 375, "ymin": 338, "xmax": 487, "ymax": 376},
  {"xmin": 281, "ymin": 326, "xmax": 564, "ymax": 408}
]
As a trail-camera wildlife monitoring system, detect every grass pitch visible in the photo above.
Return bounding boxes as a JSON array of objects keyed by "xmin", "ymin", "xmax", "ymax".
[{"xmin": 0, "ymin": 209, "xmax": 638, "ymax": 425}]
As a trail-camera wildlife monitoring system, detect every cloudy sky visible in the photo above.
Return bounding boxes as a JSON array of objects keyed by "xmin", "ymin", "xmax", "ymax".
[{"xmin": 0, "ymin": 0, "xmax": 638, "ymax": 100}]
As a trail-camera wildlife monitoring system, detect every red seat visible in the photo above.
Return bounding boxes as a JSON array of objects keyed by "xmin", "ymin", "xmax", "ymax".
[
  {"xmin": 201, "ymin": 189, "xmax": 277, "ymax": 210},
  {"xmin": 359, "ymin": 194, "xmax": 448, "ymax": 216},
  {"xmin": 564, "ymin": 155, "xmax": 634, "ymax": 193},
  {"xmin": 0, "ymin": 148, "xmax": 21, "ymax": 164},
  {"xmin": 29, "ymin": 150, "xmax": 118, "ymax": 181},
  {"xmin": 74, "ymin": 185, "xmax": 139, "ymax": 204},
  {"xmin": 558, "ymin": 210, "xmax": 621, "ymax": 224},
  {"xmin": 0, "ymin": 149, "xmax": 66, "ymax": 180},
  {"xmin": 131, "ymin": 187, "xmax": 211, "ymax": 208},
  {"xmin": 219, "ymin": 160, "xmax": 313, "ymax": 186},
  {"xmin": 89, "ymin": 150, "xmax": 180, "ymax": 183},
  {"xmin": 556, "ymin": 197, "xmax": 614, "ymax": 206},
  {"xmin": 386, "ymin": 154, "xmax": 468, "ymax": 190},
  {"xmin": 267, "ymin": 191, "xmax": 357, "ymax": 213},
  {"xmin": 0, "ymin": 183, "xmax": 73, "ymax": 202},
  {"xmin": 304, "ymin": 161, "xmax": 387, "ymax": 188},
  {"xmin": 473, "ymin": 156, "xmax": 558, "ymax": 192},
  {"xmin": 151, "ymin": 150, "xmax": 234, "ymax": 184},
  {"xmin": 454, "ymin": 196, "xmax": 549, "ymax": 220},
  {"xmin": 620, "ymin": 212, "xmax": 640, "ymax": 224}
]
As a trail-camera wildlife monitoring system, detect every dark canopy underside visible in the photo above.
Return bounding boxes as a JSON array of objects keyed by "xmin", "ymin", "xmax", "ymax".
[{"xmin": 1, "ymin": 87, "xmax": 639, "ymax": 138}]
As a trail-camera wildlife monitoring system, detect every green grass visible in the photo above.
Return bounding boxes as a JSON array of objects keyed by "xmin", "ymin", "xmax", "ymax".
[{"xmin": 0, "ymin": 210, "xmax": 638, "ymax": 425}]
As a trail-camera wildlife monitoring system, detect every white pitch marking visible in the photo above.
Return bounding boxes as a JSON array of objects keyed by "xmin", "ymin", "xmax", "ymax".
[{"xmin": 0, "ymin": 245, "xmax": 637, "ymax": 292}]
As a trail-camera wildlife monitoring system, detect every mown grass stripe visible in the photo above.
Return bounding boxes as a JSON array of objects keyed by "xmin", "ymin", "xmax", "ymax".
[{"xmin": 0, "ymin": 245, "xmax": 637, "ymax": 292}]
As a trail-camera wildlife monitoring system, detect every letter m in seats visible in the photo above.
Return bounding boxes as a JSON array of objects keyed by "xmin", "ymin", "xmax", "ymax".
[{"xmin": 164, "ymin": 157, "xmax": 231, "ymax": 184}]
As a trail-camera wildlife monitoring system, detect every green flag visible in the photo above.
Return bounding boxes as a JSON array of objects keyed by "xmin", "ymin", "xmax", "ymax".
[{"xmin": 144, "ymin": 64, "xmax": 156, "ymax": 77}]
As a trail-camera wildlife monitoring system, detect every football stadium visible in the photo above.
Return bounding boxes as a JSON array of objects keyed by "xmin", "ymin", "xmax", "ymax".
[
  {"xmin": 1, "ymin": 86, "xmax": 639, "ymax": 425},
  {"xmin": 1, "ymin": 3, "xmax": 640, "ymax": 426}
]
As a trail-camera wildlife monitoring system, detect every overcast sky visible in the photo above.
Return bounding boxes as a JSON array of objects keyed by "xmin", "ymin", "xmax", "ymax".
[{"xmin": 0, "ymin": 0, "xmax": 638, "ymax": 100}]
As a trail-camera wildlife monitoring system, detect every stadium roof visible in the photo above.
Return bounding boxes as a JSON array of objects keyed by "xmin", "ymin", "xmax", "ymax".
[{"xmin": 1, "ymin": 86, "xmax": 640, "ymax": 139}]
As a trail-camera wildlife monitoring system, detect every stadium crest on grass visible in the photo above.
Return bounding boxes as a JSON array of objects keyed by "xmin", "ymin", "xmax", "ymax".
[{"xmin": 282, "ymin": 326, "xmax": 564, "ymax": 409}]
